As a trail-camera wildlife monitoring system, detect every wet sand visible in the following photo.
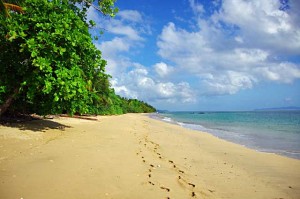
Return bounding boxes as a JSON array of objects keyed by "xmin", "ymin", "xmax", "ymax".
[{"xmin": 0, "ymin": 114, "xmax": 299, "ymax": 199}]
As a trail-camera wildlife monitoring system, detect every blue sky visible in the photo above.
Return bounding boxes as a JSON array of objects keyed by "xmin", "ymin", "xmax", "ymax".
[{"xmin": 88, "ymin": 0, "xmax": 300, "ymax": 111}]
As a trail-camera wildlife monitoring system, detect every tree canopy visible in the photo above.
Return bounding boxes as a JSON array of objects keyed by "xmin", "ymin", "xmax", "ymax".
[{"xmin": 0, "ymin": 0, "xmax": 156, "ymax": 117}]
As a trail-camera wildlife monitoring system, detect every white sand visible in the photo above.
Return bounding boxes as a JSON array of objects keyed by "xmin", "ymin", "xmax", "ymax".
[{"xmin": 0, "ymin": 114, "xmax": 299, "ymax": 199}]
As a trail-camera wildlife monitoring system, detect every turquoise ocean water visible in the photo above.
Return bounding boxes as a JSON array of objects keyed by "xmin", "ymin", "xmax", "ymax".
[{"xmin": 150, "ymin": 111, "xmax": 300, "ymax": 159}]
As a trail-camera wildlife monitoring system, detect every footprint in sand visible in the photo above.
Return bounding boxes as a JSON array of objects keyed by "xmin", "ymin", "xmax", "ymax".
[
  {"xmin": 148, "ymin": 181, "xmax": 155, "ymax": 185},
  {"xmin": 160, "ymin": 186, "xmax": 171, "ymax": 192},
  {"xmin": 178, "ymin": 176, "xmax": 196, "ymax": 187},
  {"xmin": 191, "ymin": 191, "xmax": 196, "ymax": 197},
  {"xmin": 178, "ymin": 175, "xmax": 198, "ymax": 199}
]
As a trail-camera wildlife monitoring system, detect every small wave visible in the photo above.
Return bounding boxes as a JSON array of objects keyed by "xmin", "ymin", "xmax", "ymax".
[
  {"xmin": 149, "ymin": 113, "xmax": 300, "ymax": 160},
  {"xmin": 178, "ymin": 122, "xmax": 207, "ymax": 131},
  {"xmin": 259, "ymin": 149, "xmax": 300, "ymax": 159},
  {"xmin": 162, "ymin": 117, "xmax": 173, "ymax": 122}
]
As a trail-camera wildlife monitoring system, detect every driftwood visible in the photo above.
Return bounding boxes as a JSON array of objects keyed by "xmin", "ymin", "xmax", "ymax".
[{"xmin": 58, "ymin": 114, "xmax": 98, "ymax": 121}]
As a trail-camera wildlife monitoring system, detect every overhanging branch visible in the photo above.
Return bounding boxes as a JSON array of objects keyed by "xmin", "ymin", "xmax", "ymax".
[{"xmin": 82, "ymin": 0, "xmax": 105, "ymax": 15}]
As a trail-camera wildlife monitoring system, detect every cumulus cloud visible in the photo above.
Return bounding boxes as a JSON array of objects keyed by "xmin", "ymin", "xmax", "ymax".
[
  {"xmin": 203, "ymin": 71, "xmax": 256, "ymax": 95},
  {"xmin": 98, "ymin": 37, "xmax": 130, "ymax": 55},
  {"xmin": 153, "ymin": 62, "xmax": 174, "ymax": 77},
  {"xmin": 88, "ymin": 8, "xmax": 147, "ymax": 77},
  {"xmin": 254, "ymin": 62, "xmax": 300, "ymax": 83},
  {"xmin": 157, "ymin": 0, "xmax": 300, "ymax": 95},
  {"xmin": 88, "ymin": 8, "xmax": 196, "ymax": 104},
  {"xmin": 215, "ymin": 0, "xmax": 300, "ymax": 54},
  {"xmin": 111, "ymin": 65, "xmax": 196, "ymax": 103},
  {"xmin": 95, "ymin": 37, "xmax": 132, "ymax": 76},
  {"xmin": 87, "ymin": 1, "xmax": 300, "ymax": 106}
]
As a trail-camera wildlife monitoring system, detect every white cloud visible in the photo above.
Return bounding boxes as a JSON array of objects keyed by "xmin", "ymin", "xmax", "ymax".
[
  {"xmin": 98, "ymin": 37, "xmax": 130, "ymax": 54},
  {"xmin": 189, "ymin": 0, "xmax": 205, "ymax": 15},
  {"xmin": 254, "ymin": 62, "xmax": 300, "ymax": 83},
  {"xmin": 112, "ymin": 65, "xmax": 196, "ymax": 103},
  {"xmin": 87, "ymin": 8, "xmax": 144, "ymax": 41},
  {"xmin": 88, "ymin": 1, "xmax": 300, "ymax": 106},
  {"xmin": 219, "ymin": 0, "xmax": 282, "ymax": 32},
  {"xmin": 95, "ymin": 38, "xmax": 132, "ymax": 77},
  {"xmin": 105, "ymin": 20, "xmax": 143, "ymax": 41},
  {"xmin": 89, "ymin": 9, "xmax": 147, "ymax": 77},
  {"xmin": 157, "ymin": 0, "xmax": 300, "ymax": 95},
  {"xmin": 118, "ymin": 10, "xmax": 143, "ymax": 23},
  {"xmin": 203, "ymin": 71, "xmax": 256, "ymax": 95},
  {"xmin": 88, "ymin": 8, "xmax": 196, "ymax": 104},
  {"xmin": 153, "ymin": 62, "xmax": 173, "ymax": 77},
  {"xmin": 215, "ymin": 0, "xmax": 300, "ymax": 54},
  {"xmin": 234, "ymin": 36, "xmax": 244, "ymax": 44}
]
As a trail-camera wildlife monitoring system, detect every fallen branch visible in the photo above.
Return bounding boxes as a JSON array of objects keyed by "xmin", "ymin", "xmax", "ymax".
[{"xmin": 59, "ymin": 114, "xmax": 98, "ymax": 121}]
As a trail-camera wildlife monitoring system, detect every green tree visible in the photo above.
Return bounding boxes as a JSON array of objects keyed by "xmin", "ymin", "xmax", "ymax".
[
  {"xmin": 0, "ymin": 0, "xmax": 117, "ymax": 116},
  {"xmin": 0, "ymin": 0, "xmax": 156, "ymax": 117}
]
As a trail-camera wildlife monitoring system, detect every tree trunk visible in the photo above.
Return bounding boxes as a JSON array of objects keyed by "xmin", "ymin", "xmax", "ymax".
[{"xmin": 0, "ymin": 87, "xmax": 19, "ymax": 117}]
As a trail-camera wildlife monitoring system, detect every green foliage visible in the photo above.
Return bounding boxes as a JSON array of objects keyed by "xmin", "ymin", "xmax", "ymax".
[
  {"xmin": 1, "ymin": 0, "xmax": 108, "ymax": 115},
  {"xmin": 98, "ymin": 0, "xmax": 118, "ymax": 17},
  {"xmin": 89, "ymin": 89, "xmax": 156, "ymax": 115},
  {"xmin": 0, "ymin": 0, "xmax": 156, "ymax": 117},
  {"xmin": 95, "ymin": 93, "xmax": 156, "ymax": 115}
]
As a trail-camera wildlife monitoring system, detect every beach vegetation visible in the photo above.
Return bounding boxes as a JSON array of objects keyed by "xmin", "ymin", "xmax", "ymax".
[{"xmin": 0, "ymin": 0, "xmax": 155, "ymax": 117}]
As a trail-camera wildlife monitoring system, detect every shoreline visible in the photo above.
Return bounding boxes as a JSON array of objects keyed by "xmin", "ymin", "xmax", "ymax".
[
  {"xmin": 1, "ymin": 114, "xmax": 299, "ymax": 198},
  {"xmin": 149, "ymin": 112, "xmax": 300, "ymax": 160}
]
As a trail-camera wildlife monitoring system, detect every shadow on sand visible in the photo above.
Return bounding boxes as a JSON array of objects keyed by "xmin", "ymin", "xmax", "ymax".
[{"xmin": 0, "ymin": 116, "xmax": 71, "ymax": 132}]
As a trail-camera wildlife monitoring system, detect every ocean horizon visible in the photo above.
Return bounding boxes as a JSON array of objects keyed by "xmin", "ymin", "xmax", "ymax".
[{"xmin": 150, "ymin": 110, "xmax": 300, "ymax": 160}]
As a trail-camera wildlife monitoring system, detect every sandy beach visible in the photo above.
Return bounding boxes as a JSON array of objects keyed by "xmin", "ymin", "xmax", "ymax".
[{"xmin": 0, "ymin": 114, "xmax": 299, "ymax": 199}]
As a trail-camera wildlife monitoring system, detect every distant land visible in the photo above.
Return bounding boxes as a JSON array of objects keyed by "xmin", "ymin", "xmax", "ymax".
[
  {"xmin": 156, "ymin": 107, "xmax": 300, "ymax": 113},
  {"xmin": 254, "ymin": 106, "xmax": 300, "ymax": 111}
]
